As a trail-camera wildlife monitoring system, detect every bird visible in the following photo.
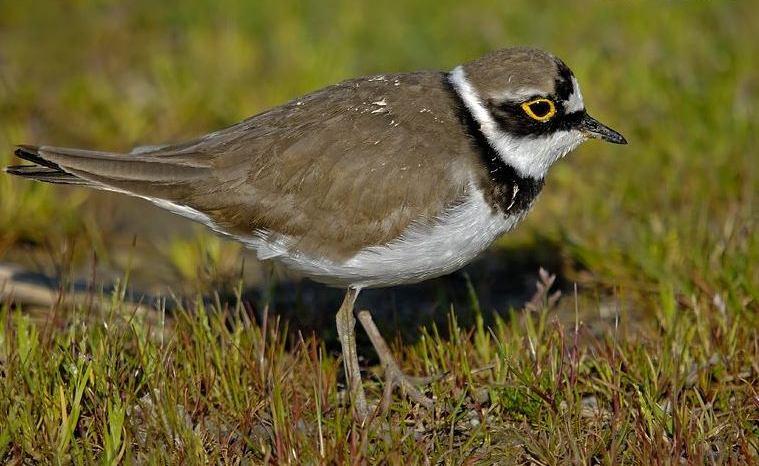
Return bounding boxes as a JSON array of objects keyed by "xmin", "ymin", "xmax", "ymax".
[{"xmin": 5, "ymin": 46, "xmax": 626, "ymax": 421}]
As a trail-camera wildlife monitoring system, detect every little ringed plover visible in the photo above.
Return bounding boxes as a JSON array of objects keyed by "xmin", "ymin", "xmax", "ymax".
[{"xmin": 6, "ymin": 47, "xmax": 627, "ymax": 420}]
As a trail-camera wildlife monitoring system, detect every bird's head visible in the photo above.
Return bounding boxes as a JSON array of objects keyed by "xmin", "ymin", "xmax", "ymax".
[{"xmin": 450, "ymin": 47, "xmax": 626, "ymax": 179}]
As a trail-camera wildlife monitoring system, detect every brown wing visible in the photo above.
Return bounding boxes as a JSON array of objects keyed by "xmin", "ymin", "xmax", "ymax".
[{"xmin": 11, "ymin": 72, "xmax": 482, "ymax": 260}]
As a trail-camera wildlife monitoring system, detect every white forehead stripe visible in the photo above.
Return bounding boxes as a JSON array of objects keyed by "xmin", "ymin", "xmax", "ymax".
[
  {"xmin": 565, "ymin": 76, "xmax": 585, "ymax": 113},
  {"xmin": 449, "ymin": 66, "xmax": 586, "ymax": 180}
]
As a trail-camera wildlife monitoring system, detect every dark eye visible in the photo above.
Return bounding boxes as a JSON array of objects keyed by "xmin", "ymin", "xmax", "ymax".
[{"xmin": 521, "ymin": 98, "xmax": 556, "ymax": 122}]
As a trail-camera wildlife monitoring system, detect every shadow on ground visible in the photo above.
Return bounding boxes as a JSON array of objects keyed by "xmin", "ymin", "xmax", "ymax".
[
  {"xmin": 2, "ymin": 230, "xmax": 571, "ymax": 358},
  {"xmin": 235, "ymin": 237, "xmax": 569, "ymax": 356}
]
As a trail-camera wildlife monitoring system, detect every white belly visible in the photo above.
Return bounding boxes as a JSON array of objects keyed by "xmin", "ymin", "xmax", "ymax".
[
  {"xmin": 144, "ymin": 183, "xmax": 534, "ymax": 289},
  {"xmin": 254, "ymin": 185, "xmax": 533, "ymax": 288}
]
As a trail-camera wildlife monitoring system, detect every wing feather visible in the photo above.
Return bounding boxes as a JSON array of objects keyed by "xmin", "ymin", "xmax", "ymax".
[{"xmin": 8, "ymin": 72, "xmax": 482, "ymax": 261}]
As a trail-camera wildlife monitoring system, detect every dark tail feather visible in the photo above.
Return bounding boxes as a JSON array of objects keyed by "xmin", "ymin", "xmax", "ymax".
[
  {"xmin": 14, "ymin": 145, "xmax": 61, "ymax": 170},
  {"xmin": 5, "ymin": 164, "xmax": 92, "ymax": 185},
  {"xmin": 5, "ymin": 144, "xmax": 211, "ymax": 201},
  {"xmin": 5, "ymin": 146, "xmax": 94, "ymax": 186}
]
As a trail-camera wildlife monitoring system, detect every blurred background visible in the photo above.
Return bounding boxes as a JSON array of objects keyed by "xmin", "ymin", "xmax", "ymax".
[{"xmin": 0, "ymin": 0, "xmax": 756, "ymax": 330}]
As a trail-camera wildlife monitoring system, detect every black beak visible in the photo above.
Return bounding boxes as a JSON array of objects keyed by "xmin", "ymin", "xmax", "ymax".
[{"xmin": 579, "ymin": 114, "xmax": 627, "ymax": 144}]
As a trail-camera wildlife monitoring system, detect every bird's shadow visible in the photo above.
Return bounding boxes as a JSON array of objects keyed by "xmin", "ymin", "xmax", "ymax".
[
  {"xmin": 236, "ymin": 236, "xmax": 568, "ymax": 357},
  {"xmin": 3, "ymin": 233, "xmax": 568, "ymax": 361}
]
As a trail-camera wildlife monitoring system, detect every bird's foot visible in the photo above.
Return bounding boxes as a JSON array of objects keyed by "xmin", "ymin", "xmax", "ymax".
[
  {"xmin": 355, "ymin": 309, "xmax": 435, "ymax": 414},
  {"xmin": 378, "ymin": 359, "xmax": 435, "ymax": 414}
]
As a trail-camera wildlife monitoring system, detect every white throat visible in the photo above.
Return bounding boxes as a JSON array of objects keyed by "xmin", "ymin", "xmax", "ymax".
[{"xmin": 449, "ymin": 66, "xmax": 585, "ymax": 179}]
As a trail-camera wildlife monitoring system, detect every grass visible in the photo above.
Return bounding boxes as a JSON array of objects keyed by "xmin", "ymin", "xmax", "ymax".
[
  {"xmin": 1, "ymin": 273, "xmax": 756, "ymax": 463},
  {"xmin": 0, "ymin": 0, "xmax": 757, "ymax": 463}
]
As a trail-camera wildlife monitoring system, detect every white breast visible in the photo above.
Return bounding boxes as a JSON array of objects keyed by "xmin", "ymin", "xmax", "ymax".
[{"xmin": 252, "ymin": 183, "xmax": 533, "ymax": 288}]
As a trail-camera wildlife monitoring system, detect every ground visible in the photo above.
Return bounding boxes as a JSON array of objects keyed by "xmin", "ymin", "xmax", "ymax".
[{"xmin": 0, "ymin": 0, "xmax": 757, "ymax": 463}]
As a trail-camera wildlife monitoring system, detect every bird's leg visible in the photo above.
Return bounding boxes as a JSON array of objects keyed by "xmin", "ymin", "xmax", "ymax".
[
  {"xmin": 335, "ymin": 287, "xmax": 369, "ymax": 421},
  {"xmin": 356, "ymin": 309, "xmax": 434, "ymax": 412}
]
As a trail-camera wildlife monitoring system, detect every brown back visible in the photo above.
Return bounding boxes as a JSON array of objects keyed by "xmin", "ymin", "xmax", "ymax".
[{"xmin": 108, "ymin": 72, "xmax": 482, "ymax": 259}]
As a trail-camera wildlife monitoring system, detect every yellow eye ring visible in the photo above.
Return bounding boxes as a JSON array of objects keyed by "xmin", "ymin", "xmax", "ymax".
[{"xmin": 521, "ymin": 98, "xmax": 556, "ymax": 122}]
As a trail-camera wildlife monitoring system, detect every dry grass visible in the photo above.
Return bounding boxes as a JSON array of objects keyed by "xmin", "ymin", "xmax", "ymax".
[{"xmin": 1, "ymin": 271, "xmax": 756, "ymax": 463}]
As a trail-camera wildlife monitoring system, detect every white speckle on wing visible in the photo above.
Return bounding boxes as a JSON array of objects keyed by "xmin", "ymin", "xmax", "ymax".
[{"xmin": 368, "ymin": 75, "xmax": 387, "ymax": 82}]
